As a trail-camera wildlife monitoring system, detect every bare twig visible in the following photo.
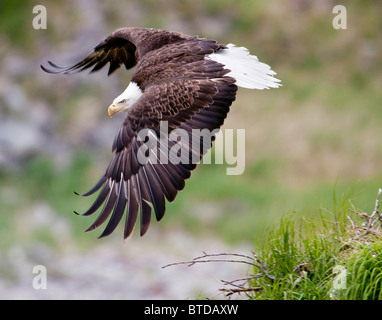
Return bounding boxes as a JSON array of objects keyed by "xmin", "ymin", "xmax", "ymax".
[
  {"xmin": 220, "ymin": 275, "xmax": 261, "ymax": 289},
  {"xmin": 162, "ymin": 251, "xmax": 278, "ymax": 297},
  {"xmin": 219, "ymin": 276, "xmax": 265, "ymax": 297},
  {"xmin": 162, "ymin": 252, "xmax": 252, "ymax": 268},
  {"xmin": 162, "ymin": 251, "xmax": 277, "ymax": 281},
  {"xmin": 346, "ymin": 215, "xmax": 355, "ymax": 229},
  {"xmin": 369, "ymin": 188, "xmax": 382, "ymax": 228},
  {"xmin": 219, "ymin": 286, "xmax": 262, "ymax": 296},
  {"xmin": 346, "ymin": 188, "xmax": 382, "ymax": 243}
]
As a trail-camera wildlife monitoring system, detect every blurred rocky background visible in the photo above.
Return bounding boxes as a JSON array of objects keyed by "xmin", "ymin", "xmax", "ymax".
[{"xmin": 0, "ymin": 0, "xmax": 381, "ymax": 299}]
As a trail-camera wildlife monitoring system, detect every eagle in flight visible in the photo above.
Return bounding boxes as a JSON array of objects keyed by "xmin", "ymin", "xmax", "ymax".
[{"xmin": 42, "ymin": 27, "xmax": 280, "ymax": 239}]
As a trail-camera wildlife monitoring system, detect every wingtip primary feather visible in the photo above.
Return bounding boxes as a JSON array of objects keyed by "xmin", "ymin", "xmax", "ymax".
[
  {"xmin": 41, "ymin": 60, "xmax": 73, "ymax": 74},
  {"xmin": 40, "ymin": 63, "xmax": 55, "ymax": 74}
]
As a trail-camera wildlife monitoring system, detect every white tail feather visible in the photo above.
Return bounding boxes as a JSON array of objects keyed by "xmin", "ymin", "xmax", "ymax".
[{"xmin": 207, "ymin": 43, "xmax": 281, "ymax": 90}]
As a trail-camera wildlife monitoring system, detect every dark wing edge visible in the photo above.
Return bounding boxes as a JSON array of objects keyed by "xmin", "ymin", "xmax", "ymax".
[
  {"xmin": 75, "ymin": 78, "xmax": 237, "ymax": 239},
  {"xmin": 40, "ymin": 35, "xmax": 137, "ymax": 76}
]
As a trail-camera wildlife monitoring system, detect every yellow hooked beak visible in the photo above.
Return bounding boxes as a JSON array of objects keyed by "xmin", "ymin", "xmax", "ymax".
[{"xmin": 108, "ymin": 104, "xmax": 121, "ymax": 118}]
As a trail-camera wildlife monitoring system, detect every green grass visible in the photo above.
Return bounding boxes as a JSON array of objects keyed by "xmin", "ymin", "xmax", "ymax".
[
  {"xmin": 343, "ymin": 242, "xmax": 382, "ymax": 300},
  {"xmin": 245, "ymin": 189, "xmax": 382, "ymax": 300}
]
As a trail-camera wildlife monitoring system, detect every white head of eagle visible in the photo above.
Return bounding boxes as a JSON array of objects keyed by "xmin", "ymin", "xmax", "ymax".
[{"xmin": 108, "ymin": 82, "xmax": 143, "ymax": 117}]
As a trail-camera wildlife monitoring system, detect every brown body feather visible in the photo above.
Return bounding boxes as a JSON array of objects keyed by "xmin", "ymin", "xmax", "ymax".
[{"xmin": 42, "ymin": 27, "xmax": 237, "ymax": 238}]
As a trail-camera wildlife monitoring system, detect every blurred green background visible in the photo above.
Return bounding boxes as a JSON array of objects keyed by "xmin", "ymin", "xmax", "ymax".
[{"xmin": 0, "ymin": 0, "xmax": 381, "ymax": 299}]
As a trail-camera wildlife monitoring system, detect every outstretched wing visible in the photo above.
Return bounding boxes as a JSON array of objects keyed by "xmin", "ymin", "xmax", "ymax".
[
  {"xmin": 78, "ymin": 76, "xmax": 237, "ymax": 239},
  {"xmin": 41, "ymin": 34, "xmax": 137, "ymax": 76}
]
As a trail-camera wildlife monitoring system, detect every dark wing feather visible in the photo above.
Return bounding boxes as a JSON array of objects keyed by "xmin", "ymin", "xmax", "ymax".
[
  {"xmin": 79, "ymin": 181, "xmax": 111, "ymax": 216},
  {"xmin": 124, "ymin": 179, "xmax": 139, "ymax": 239},
  {"xmin": 41, "ymin": 36, "xmax": 137, "ymax": 76},
  {"xmin": 78, "ymin": 174, "xmax": 106, "ymax": 197},
  {"xmin": 98, "ymin": 181, "xmax": 127, "ymax": 238},
  {"xmin": 85, "ymin": 181, "xmax": 118, "ymax": 232},
  {"xmin": 78, "ymin": 81, "xmax": 236, "ymax": 238},
  {"xmin": 132, "ymin": 173, "xmax": 152, "ymax": 237}
]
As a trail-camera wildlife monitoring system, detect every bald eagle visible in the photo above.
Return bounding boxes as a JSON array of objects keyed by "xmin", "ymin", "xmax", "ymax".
[{"xmin": 42, "ymin": 27, "xmax": 280, "ymax": 239}]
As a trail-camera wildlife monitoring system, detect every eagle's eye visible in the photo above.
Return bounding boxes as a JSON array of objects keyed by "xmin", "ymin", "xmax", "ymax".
[{"xmin": 119, "ymin": 99, "xmax": 126, "ymax": 104}]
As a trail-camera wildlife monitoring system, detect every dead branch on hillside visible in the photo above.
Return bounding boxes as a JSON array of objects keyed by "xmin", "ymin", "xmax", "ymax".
[
  {"xmin": 370, "ymin": 188, "xmax": 382, "ymax": 227},
  {"xmin": 162, "ymin": 251, "xmax": 277, "ymax": 297},
  {"xmin": 346, "ymin": 188, "xmax": 382, "ymax": 243},
  {"xmin": 219, "ymin": 275, "xmax": 264, "ymax": 297}
]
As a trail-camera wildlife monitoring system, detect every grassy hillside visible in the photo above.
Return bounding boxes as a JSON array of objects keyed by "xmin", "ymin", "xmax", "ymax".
[{"xmin": 239, "ymin": 189, "xmax": 382, "ymax": 300}]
